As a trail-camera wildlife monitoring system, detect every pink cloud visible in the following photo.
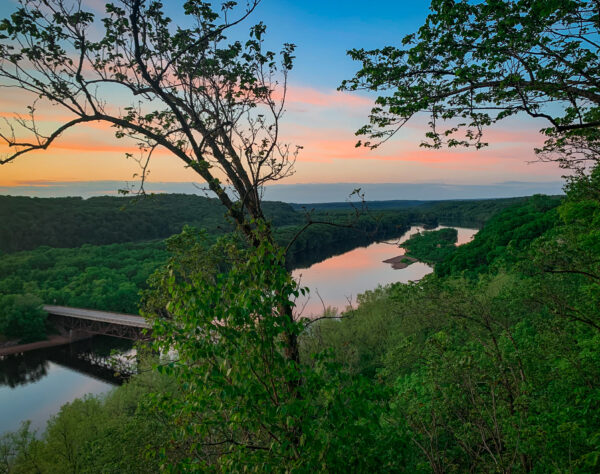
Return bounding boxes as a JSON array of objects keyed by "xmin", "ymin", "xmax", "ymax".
[
  {"xmin": 278, "ymin": 86, "xmax": 372, "ymax": 109},
  {"xmin": 278, "ymin": 122, "xmax": 546, "ymax": 169}
]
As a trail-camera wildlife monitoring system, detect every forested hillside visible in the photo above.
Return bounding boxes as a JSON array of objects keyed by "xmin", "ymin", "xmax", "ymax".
[
  {"xmin": 436, "ymin": 194, "xmax": 562, "ymax": 277},
  {"xmin": 0, "ymin": 194, "xmax": 532, "ymax": 255},
  {"xmin": 0, "ymin": 194, "xmax": 301, "ymax": 253},
  {"xmin": 0, "ymin": 202, "xmax": 416, "ymax": 341},
  {"xmin": 0, "ymin": 195, "xmax": 530, "ymax": 336},
  {"xmin": 1, "ymin": 0, "xmax": 598, "ymax": 470},
  {"xmin": 298, "ymin": 170, "xmax": 600, "ymax": 471},
  {"xmin": 292, "ymin": 196, "xmax": 531, "ymax": 223},
  {"xmin": 3, "ymin": 176, "xmax": 597, "ymax": 471},
  {"xmin": 0, "ymin": 209, "xmax": 413, "ymax": 328}
]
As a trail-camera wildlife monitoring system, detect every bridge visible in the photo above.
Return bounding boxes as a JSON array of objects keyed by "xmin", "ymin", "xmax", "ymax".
[{"xmin": 44, "ymin": 305, "xmax": 151, "ymax": 340}]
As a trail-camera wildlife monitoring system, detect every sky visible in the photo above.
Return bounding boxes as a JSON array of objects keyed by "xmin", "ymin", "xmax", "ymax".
[{"xmin": 0, "ymin": 0, "xmax": 566, "ymax": 200}]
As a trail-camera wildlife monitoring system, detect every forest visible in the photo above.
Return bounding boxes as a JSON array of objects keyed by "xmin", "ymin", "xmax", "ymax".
[
  {"xmin": 0, "ymin": 194, "xmax": 526, "ymax": 254},
  {"xmin": 0, "ymin": 196, "xmax": 519, "ymax": 342},
  {"xmin": 1, "ymin": 0, "xmax": 599, "ymax": 472},
  {"xmin": 400, "ymin": 227, "xmax": 460, "ymax": 266},
  {"xmin": 2, "ymin": 171, "xmax": 598, "ymax": 472},
  {"xmin": 0, "ymin": 194, "xmax": 301, "ymax": 253}
]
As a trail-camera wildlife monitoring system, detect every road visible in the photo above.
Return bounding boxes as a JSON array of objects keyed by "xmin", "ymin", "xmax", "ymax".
[{"xmin": 43, "ymin": 305, "xmax": 151, "ymax": 329}]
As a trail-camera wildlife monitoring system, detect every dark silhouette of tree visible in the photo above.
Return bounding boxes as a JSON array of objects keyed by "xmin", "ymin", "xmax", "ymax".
[
  {"xmin": 0, "ymin": 0, "xmax": 297, "ymax": 239},
  {"xmin": 341, "ymin": 0, "xmax": 600, "ymax": 172}
]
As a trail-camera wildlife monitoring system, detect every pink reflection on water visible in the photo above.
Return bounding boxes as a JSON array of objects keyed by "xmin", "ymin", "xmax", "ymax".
[{"xmin": 292, "ymin": 226, "xmax": 477, "ymax": 318}]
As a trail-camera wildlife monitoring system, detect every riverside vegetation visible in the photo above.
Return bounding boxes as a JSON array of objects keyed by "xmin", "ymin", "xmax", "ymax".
[
  {"xmin": 0, "ymin": 195, "xmax": 518, "ymax": 344},
  {"xmin": 1, "ymin": 172, "xmax": 598, "ymax": 472}
]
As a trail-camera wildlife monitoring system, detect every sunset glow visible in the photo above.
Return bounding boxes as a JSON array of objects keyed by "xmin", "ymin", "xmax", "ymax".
[{"xmin": 0, "ymin": 0, "xmax": 565, "ymax": 195}]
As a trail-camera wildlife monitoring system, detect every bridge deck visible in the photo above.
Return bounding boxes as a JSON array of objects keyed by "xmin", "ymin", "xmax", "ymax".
[{"xmin": 43, "ymin": 305, "xmax": 151, "ymax": 329}]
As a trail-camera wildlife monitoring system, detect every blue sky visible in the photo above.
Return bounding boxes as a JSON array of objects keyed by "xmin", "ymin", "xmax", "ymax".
[
  {"xmin": 0, "ymin": 1, "xmax": 567, "ymax": 200},
  {"xmin": 252, "ymin": 0, "xmax": 432, "ymax": 88}
]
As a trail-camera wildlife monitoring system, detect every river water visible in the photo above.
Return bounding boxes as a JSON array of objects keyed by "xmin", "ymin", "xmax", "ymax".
[
  {"xmin": 292, "ymin": 225, "xmax": 476, "ymax": 317},
  {"xmin": 0, "ymin": 225, "xmax": 477, "ymax": 435},
  {"xmin": 0, "ymin": 336, "xmax": 132, "ymax": 435}
]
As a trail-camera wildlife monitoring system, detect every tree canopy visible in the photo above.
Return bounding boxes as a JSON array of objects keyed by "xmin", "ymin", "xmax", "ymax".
[
  {"xmin": 341, "ymin": 0, "xmax": 600, "ymax": 171},
  {"xmin": 0, "ymin": 194, "xmax": 301, "ymax": 253},
  {"xmin": 3, "ymin": 1, "xmax": 600, "ymax": 471}
]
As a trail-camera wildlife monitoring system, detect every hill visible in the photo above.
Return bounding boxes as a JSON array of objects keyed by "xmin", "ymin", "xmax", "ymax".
[{"xmin": 0, "ymin": 194, "xmax": 301, "ymax": 253}]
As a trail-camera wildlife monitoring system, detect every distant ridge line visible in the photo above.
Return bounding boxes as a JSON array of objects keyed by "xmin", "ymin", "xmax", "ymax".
[{"xmin": 288, "ymin": 196, "xmax": 557, "ymax": 211}]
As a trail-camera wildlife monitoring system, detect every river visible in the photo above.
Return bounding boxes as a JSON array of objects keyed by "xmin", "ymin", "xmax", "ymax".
[
  {"xmin": 292, "ymin": 225, "xmax": 476, "ymax": 316},
  {"xmin": 0, "ymin": 225, "xmax": 477, "ymax": 436}
]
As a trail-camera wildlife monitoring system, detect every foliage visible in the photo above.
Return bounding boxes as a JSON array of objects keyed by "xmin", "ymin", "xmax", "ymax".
[
  {"xmin": 300, "ymin": 286, "xmax": 402, "ymax": 380},
  {"xmin": 416, "ymin": 196, "xmax": 537, "ymax": 228},
  {"xmin": 436, "ymin": 194, "xmax": 561, "ymax": 278},
  {"xmin": 0, "ymin": 0, "xmax": 298, "ymax": 241},
  {"xmin": 280, "ymin": 211, "xmax": 412, "ymax": 268},
  {"xmin": 342, "ymin": 0, "xmax": 600, "ymax": 170},
  {"xmin": 326, "ymin": 4, "xmax": 600, "ymax": 467},
  {"xmin": 0, "ymin": 240, "xmax": 168, "ymax": 317},
  {"xmin": 0, "ymin": 208, "xmax": 410, "ymax": 316},
  {"xmin": 0, "ymin": 294, "xmax": 47, "ymax": 343},
  {"xmin": 3, "ymin": 1, "xmax": 599, "ymax": 471},
  {"xmin": 3, "ymin": 184, "xmax": 598, "ymax": 471},
  {"xmin": 0, "ymin": 195, "xmax": 511, "ymax": 337},
  {"xmin": 525, "ymin": 164, "xmax": 600, "ymax": 332},
  {"xmin": 302, "ymin": 172, "xmax": 600, "ymax": 472},
  {"xmin": 145, "ymin": 229, "xmax": 400, "ymax": 471},
  {"xmin": 401, "ymin": 227, "xmax": 458, "ymax": 266},
  {"xmin": 387, "ymin": 276, "xmax": 600, "ymax": 472},
  {"xmin": 0, "ymin": 193, "xmax": 526, "ymax": 256},
  {"xmin": 290, "ymin": 199, "xmax": 427, "ymax": 210}
]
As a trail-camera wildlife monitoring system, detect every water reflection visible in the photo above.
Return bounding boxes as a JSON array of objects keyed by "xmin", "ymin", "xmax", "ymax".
[
  {"xmin": 292, "ymin": 226, "xmax": 477, "ymax": 317},
  {"xmin": 0, "ymin": 352, "xmax": 49, "ymax": 388},
  {"xmin": 0, "ymin": 361, "xmax": 114, "ymax": 434},
  {"xmin": 440, "ymin": 225, "xmax": 477, "ymax": 246},
  {"xmin": 0, "ymin": 336, "xmax": 132, "ymax": 435},
  {"xmin": 0, "ymin": 336, "xmax": 132, "ymax": 389},
  {"xmin": 286, "ymin": 223, "xmax": 410, "ymax": 270}
]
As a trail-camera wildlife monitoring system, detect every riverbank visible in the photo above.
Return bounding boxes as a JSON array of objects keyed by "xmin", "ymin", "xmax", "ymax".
[{"xmin": 0, "ymin": 333, "xmax": 91, "ymax": 356}]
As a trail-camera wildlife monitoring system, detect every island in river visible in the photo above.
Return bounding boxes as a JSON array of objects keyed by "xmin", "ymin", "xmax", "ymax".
[{"xmin": 382, "ymin": 255, "xmax": 419, "ymax": 269}]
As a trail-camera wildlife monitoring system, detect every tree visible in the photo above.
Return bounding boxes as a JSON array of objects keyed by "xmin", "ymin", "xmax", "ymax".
[
  {"xmin": 142, "ymin": 229, "xmax": 399, "ymax": 470},
  {"xmin": 0, "ymin": 0, "xmax": 297, "ymax": 237},
  {"xmin": 0, "ymin": 0, "xmax": 307, "ymax": 461},
  {"xmin": 0, "ymin": 294, "xmax": 47, "ymax": 342},
  {"xmin": 341, "ymin": 0, "xmax": 600, "ymax": 171},
  {"xmin": 0, "ymin": 1, "xmax": 301, "ymax": 332}
]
